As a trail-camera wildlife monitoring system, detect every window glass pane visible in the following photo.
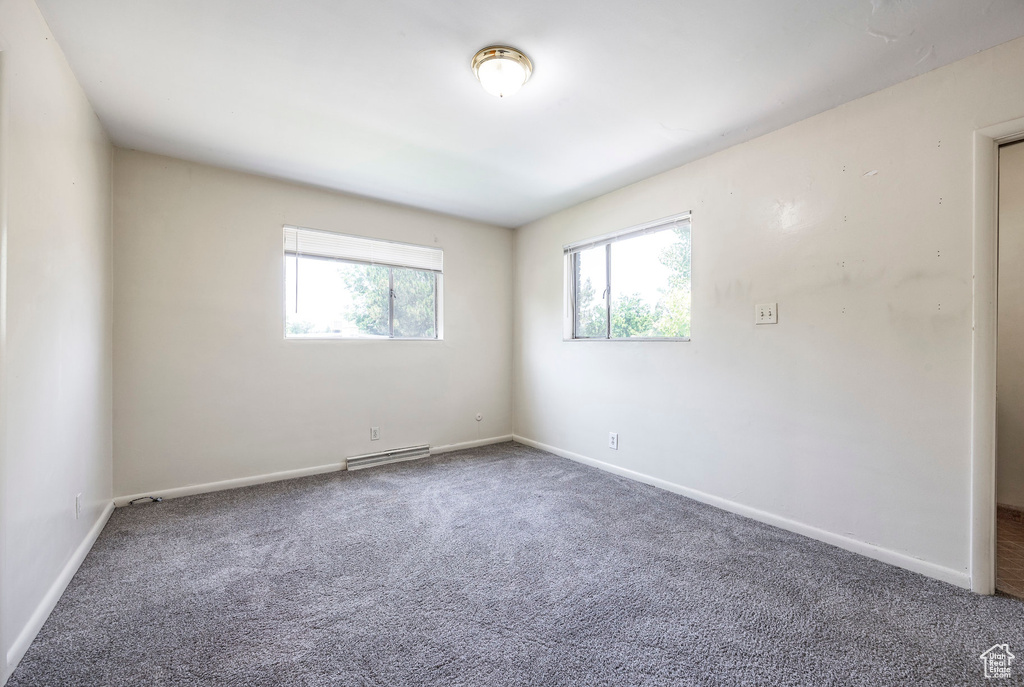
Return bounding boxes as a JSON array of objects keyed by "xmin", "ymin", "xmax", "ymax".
[
  {"xmin": 393, "ymin": 267, "xmax": 437, "ymax": 339},
  {"xmin": 342, "ymin": 262, "xmax": 391, "ymax": 337},
  {"xmin": 574, "ymin": 245, "xmax": 608, "ymax": 338},
  {"xmin": 285, "ymin": 256, "xmax": 389, "ymax": 337},
  {"xmin": 610, "ymin": 226, "xmax": 691, "ymax": 338}
]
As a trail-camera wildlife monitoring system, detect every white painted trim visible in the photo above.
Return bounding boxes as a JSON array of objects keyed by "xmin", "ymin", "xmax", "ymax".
[
  {"xmin": 970, "ymin": 117, "xmax": 1024, "ymax": 595},
  {"xmin": 5, "ymin": 501, "xmax": 114, "ymax": 672},
  {"xmin": 114, "ymin": 462, "xmax": 344, "ymax": 507},
  {"xmin": 0, "ymin": 44, "xmax": 11, "ymax": 686},
  {"xmin": 513, "ymin": 435, "xmax": 970, "ymax": 589},
  {"xmin": 113, "ymin": 435, "xmax": 514, "ymax": 507},
  {"xmin": 429, "ymin": 434, "xmax": 513, "ymax": 455}
]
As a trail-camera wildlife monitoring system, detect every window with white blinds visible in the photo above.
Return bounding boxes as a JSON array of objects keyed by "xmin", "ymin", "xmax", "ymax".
[
  {"xmin": 564, "ymin": 212, "xmax": 691, "ymax": 341},
  {"xmin": 284, "ymin": 226, "xmax": 443, "ymax": 339}
]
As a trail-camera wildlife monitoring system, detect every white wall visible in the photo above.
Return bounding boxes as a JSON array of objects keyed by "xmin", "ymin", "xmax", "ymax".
[
  {"xmin": 113, "ymin": 150, "xmax": 513, "ymax": 498},
  {"xmin": 0, "ymin": 0, "xmax": 113, "ymax": 680},
  {"xmin": 514, "ymin": 36, "xmax": 1024, "ymax": 587},
  {"xmin": 998, "ymin": 141, "xmax": 1024, "ymax": 510}
]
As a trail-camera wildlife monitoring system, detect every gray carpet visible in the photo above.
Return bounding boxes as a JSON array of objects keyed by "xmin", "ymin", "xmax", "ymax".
[{"xmin": 7, "ymin": 442, "xmax": 1024, "ymax": 686}]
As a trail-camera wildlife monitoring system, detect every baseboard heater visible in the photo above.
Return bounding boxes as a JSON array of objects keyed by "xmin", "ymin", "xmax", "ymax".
[{"xmin": 346, "ymin": 444, "xmax": 430, "ymax": 471}]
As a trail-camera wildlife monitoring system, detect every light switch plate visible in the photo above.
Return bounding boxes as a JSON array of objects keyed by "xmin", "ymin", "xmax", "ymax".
[{"xmin": 755, "ymin": 303, "xmax": 778, "ymax": 324}]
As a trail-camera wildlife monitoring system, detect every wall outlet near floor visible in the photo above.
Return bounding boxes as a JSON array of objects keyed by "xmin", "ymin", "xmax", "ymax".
[
  {"xmin": 370, "ymin": 427, "xmax": 380, "ymax": 441},
  {"xmin": 75, "ymin": 493, "xmax": 82, "ymax": 520},
  {"xmin": 755, "ymin": 302, "xmax": 778, "ymax": 324},
  {"xmin": 608, "ymin": 432, "xmax": 618, "ymax": 450}
]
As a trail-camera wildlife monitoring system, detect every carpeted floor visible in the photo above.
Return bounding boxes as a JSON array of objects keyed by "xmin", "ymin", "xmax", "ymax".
[{"xmin": 8, "ymin": 442, "xmax": 1024, "ymax": 686}]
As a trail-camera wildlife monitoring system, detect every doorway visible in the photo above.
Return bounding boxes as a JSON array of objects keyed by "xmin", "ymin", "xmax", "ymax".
[
  {"xmin": 997, "ymin": 139, "xmax": 1024, "ymax": 599},
  {"xmin": 0, "ymin": 47, "xmax": 9, "ymax": 681}
]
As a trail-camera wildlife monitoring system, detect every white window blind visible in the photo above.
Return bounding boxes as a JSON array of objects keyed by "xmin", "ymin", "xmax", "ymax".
[
  {"xmin": 284, "ymin": 225, "xmax": 443, "ymax": 273},
  {"xmin": 563, "ymin": 212, "xmax": 691, "ymax": 256}
]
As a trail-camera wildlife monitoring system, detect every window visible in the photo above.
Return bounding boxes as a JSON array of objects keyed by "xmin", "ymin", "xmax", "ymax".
[
  {"xmin": 564, "ymin": 213, "xmax": 691, "ymax": 340},
  {"xmin": 284, "ymin": 226, "xmax": 442, "ymax": 339}
]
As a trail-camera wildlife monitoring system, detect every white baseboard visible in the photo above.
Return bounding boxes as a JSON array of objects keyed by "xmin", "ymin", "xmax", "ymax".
[
  {"xmin": 512, "ymin": 434, "xmax": 970, "ymax": 589},
  {"xmin": 113, "ymin": 436, "xmax": 514, "ymax": 507},
  {"xmin": 430, "ymin": 434, "xmax": 513, "ymax": 455},
  {"xmin": 6, "ymin": 500, "xmax": 115, "ymax": 673},
  {"xmin": 114, "ymin": 462, "xmax": 345, "ymax": 507}
]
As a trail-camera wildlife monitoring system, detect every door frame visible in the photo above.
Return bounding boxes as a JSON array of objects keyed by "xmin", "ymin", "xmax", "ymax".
[
  {"xmin": 0, "ymin": 44, "xmax": 9, "ymax": 683},
  {"xmin": 971, "ymin": 117, "xmax": 1024, "ymax": 594}
]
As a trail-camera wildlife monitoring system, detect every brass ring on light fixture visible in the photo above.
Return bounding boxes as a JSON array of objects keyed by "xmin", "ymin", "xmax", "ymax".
[{"xmin": 471, "ymin": 45, "xmax": 533, "ymax": 82}]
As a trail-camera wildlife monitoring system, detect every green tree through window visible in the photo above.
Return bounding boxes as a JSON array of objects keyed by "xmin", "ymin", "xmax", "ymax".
[
  {"xmin": 573, "ymin": 224, "xmax": 690, "ymax": 339},
  {"xmin": 284, "ymin": 227, "xmax": 441, "ymax": 339},
  {"xmin": 342, "ymin": 264, "xmax": 390, "ymax": 336},
  {"xmin": 341, "ymin": 265, "xmax": 437, "ymax": 338}
]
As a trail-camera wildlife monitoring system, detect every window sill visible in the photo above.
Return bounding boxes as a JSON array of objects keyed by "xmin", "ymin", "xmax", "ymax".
[
  {"xmin": 285, "ymin": 336, "xmax": 443, "ymax": 341},
  {"xmin": 563, "ymin": 337, "xmax": 690, "ymax": 342}
]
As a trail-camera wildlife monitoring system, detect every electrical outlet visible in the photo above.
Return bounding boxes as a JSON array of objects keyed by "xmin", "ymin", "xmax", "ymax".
[
  {"xmin": 75, "ymin": 493, "xmax": 82, "ymax": 520},
  {"xmin": 755, "ymin": 303, "xmax": 778, "ymax": 325},
  {"xmin": 370, "ymin": 427, "xmax": 380, "ymax": 441},
  {"xmin": 608, "ymin": 432, "xmax": 618, "ymax": 450}
]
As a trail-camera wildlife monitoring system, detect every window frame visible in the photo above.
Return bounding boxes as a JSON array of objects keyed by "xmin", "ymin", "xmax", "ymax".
[
  {"xmin": 283, "ymin": 226, "xmax": 444, "ymax": 341},
  {"xmin": 563, "ymin": 212, "xmax": 691, "ymax": 342}
]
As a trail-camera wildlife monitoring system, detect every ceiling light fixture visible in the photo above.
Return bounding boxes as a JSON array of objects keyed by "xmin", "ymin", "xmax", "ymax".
[{"xmin": 471, "ymin": 46, "xmax": 533, "ymax": 98}]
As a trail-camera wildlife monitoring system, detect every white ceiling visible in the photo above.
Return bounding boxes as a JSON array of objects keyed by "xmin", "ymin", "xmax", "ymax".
[{"xmin": 35, "ymin": 0, "xmax": 1024, "ymax": 227}]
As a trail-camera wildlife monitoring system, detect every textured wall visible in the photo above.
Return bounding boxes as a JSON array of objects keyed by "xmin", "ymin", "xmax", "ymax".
[
  {"xmin": 0, "ymin": 0, "xmax": 113, "ymax": 678},
  {"xmin": 513, "ymin": 36, "xmax": 1024, "ymax": 586},
  {"xmin": 113, "ymin": 150, "xmax": 513, "ymax": 497}
]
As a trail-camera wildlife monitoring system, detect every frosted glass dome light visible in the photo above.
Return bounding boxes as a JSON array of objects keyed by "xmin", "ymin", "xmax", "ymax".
[{"xmin": 472, "ymin": 46, "xmax": 533, "ymax": 98}]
